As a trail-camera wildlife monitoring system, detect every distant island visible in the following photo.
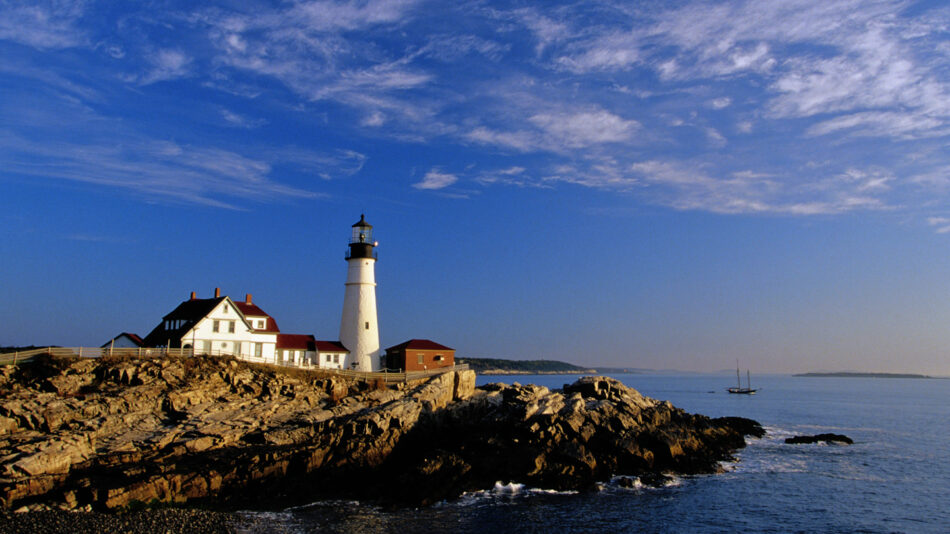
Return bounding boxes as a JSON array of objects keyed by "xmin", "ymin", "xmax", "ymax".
[
  {"xmin": 795, "ymin": 372, "xmax": 933, "ymax": 379},
  {"xmin": 593, "ymin": 367, "xmax": 648, "ymax": 375},
  {"xmin": 457, "ymin": 357, "xmax": 595, "ymax": 375}
]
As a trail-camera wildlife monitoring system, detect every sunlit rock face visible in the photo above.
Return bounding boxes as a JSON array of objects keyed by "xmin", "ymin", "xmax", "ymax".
[{"xmin": 0, "ymin": 356, "xmax": 759, "ymax": 511}]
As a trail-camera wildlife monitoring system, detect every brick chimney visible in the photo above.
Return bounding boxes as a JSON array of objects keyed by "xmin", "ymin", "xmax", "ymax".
[
  {"xmin": 190, "ymin": 291, "xmax": 196, "ymax": 300},
  {"xmin": 214, "ymin": 287, "xmax": 221, "ymax": 298},
  {"xmin": 245, "ymin": 293, "xmax": 252, "ymax": 305}
]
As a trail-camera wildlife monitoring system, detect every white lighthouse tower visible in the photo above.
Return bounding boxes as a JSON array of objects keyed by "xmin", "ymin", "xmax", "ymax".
[{"xmin": 339, "ymin": 214, "xmax": 380, "ymax": 371}]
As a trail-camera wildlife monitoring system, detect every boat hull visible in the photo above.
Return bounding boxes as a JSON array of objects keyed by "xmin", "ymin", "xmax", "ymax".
[{"xmin": 727, "ymin": 387, "xmax": 757, "ymax": 394}]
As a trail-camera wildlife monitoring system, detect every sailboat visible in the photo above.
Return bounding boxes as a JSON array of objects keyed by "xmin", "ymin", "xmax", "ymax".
[{"xmin": 727, "ymin": 361, "xmax": 757, "ymax": 394}]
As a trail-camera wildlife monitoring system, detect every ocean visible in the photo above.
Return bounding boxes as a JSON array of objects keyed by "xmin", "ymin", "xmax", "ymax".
[{"xmin": 233, "ymin": 373, "xmax": 950, "ymax": 533}]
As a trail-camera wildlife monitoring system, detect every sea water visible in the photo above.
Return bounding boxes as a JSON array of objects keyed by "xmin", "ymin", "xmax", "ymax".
[{"xmin": 234, "ymin": 374, "xmax": 950, "ymax": 533}]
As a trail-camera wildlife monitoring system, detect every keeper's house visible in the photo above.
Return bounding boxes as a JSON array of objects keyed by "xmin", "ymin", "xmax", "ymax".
[
  {"xmin": 384, "ymin": 339, "xmax": 455, "ymax": 372},
  {"xmin": 136, "ymin": 289, "xmax": 347, "ymax": 369}
]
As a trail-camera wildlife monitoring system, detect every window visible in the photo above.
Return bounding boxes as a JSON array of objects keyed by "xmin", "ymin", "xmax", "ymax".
[
  {"xmin": 417, "ymin": 354, "xmax": 424, "ymax": 365},
  {"xmin": 434, "ymin": 355, "xmax": 444, "ymax": 361},
  {"xmin": 326, "ymin": 354, "xmax": 331, "ymax": 362},
  {"xmin": 213, "ymin": 320, "xmax": 220, "ymax": 333},
  {"xmin": 258, "ymin": 320, "xmax": 265, "ymax": 328},
  {"xmin": 254, "ymin": 343, "xmax": 262, "ymax": 357},
  {"xmin": 224, "ymin": 304, "xmax": 228, "ymax": 313},
  {"xmin": 228, "ymin": 321, "xmax": 235, "ymax": 333},
  {"xmin": 333, "ymin": 354, "xmax": 339, "ymax": 364},
  {"xmin": 365, "ymin": 321, "xmax": 370, "ymax": 330}
]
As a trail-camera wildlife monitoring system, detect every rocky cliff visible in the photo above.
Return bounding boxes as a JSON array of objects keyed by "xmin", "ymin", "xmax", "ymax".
[{"xmin": 0, "ymin": 355, "xmax": 762, "ymax": 511}]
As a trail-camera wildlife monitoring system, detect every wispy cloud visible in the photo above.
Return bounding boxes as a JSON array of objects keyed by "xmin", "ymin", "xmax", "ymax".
[
  {"xmin": 540, "ymin": 0, "xmax": 950, "ymax": 143},
  {"xmin": 466, "ymin": 108, "xmax": 640, "ymax": 152},
  {"xmin": 556, "ymin": 32, "xmax": 641, "ymax": 73},
  {"xmin": 416, "ymin": 34, "xmax": 509, "ymax": 62},
  {"xmin": 533, "ymin": 157, "xmax": 894, "ymax": 216},
  {"xmin": 511, "ymin": 8, "xmax": 573, "ymax": 56},
  {"xmin": 272, "ymin": 148, "xmax": 367, "ymax": 180},
  {"xmin": 220, "ymin": 108, "xmax": 267, "ymax": 129},
  {"xmin": 477, "ymin": 166, "xmax": 549, "ymax": 188},
  {"xmin": 65, "ymin": 233, "xmax": 131, "ymax": 244},
  {"xmin": 0, "ymin": 2, "xmax": 87, "ymax": 49},
  {"xmin": 200, "ymin": 0, "xmax": 431, "ymax": 120},
  {"xmin": 530, "ymin": 110, "xmax": 639, "ymax": 147},
  {"xmin": 413, "ymin": 169, "xmax": 458, "ymax": 190},
  {"xmin": 3, "ymin": 0, "xmax": 950, "ymax": 224},
  {"xmin": 289, "ymin": 0, "xmax": 423, "ymax": 31},
  {"xmin": 0, "ymin": 132, "xmax": 328, "ymax": 209},
  {"xmin": 705, "ymin": 127, "xmax": 727, "ymax": 147},
  {"xmin": 131, "ymin": 49, "xmax": 192, "ymax": 85},
  {"xmin": 927, "ymin": 217, "xmax": 950, "ymax": 234}
]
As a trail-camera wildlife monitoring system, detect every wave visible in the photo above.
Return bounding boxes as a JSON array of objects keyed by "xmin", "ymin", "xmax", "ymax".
[
  {"xmin": 280, "ymin": 499, "xmax": 366, "ymax": 512},
  {"xmin": 449, "ymin": 481, "xmax": 579, "ymax": 507},
  {"xmin": 605, "ymin": 474, "xmax": 683, "ymax": 491}
]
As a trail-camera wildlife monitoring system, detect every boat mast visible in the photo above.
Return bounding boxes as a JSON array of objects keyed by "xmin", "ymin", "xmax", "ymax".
[
  {"xmin": 736, "ymin": 360, "xmax": 741, "ymax": 389},
  {"xmin": 747, "ymin": 369, "xmax": 751, "ymax": 389}
]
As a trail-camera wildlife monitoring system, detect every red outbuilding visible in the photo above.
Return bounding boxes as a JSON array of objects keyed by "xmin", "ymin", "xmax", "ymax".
[{"xmin": 384, "ymin": 339, "xmax": 455, "ymax": 372}]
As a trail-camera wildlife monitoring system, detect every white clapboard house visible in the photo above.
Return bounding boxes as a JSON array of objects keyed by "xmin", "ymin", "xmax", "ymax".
[{"xmin": 137, "ymin": 289, "xmax": 349, "ymax": 368}]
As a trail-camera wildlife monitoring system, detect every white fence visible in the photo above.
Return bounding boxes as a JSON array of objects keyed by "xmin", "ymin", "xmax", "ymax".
[{"xmin": 0, "ymin": 347, "xmax": 468, "ymax": 384}]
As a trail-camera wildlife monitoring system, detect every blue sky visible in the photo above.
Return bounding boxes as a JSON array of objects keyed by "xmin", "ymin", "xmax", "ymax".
[{"xmin": 2, "ymin": 0, "xmax": 950, "ymax": 374}]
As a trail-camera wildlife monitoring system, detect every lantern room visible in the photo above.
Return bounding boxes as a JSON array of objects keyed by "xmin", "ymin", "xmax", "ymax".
[{"xmin": 346, "ymin": 214, "xmax": 377, "ymax": 260}]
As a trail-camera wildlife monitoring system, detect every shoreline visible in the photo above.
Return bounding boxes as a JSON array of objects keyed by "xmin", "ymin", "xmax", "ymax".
[
  {"xmin": 794, "ymin": 372, "xmax": 937, "ymax": 379},
  {"xmin": 0, "ymin": 508, "xmax": 242, "ymax": 534},
  {"xmin": 477, "ymin": 369, "xmax": 596, "ymax": 375}
]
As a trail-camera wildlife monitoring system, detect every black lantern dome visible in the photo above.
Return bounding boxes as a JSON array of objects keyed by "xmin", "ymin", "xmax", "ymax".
[{"xmin": 346, "ymin": 214, "xmax": 377, "ymax": 259}]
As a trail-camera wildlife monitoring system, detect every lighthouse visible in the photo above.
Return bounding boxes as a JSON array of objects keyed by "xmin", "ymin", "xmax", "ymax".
[{"xmin": 339, "ymin": 214, "xmax": 380, "ymax": 371}]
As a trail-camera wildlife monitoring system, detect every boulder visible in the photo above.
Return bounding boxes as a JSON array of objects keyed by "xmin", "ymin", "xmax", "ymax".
[{"xmin": 785, "ymin": 433, "xmax": 853, "ymax": 445}]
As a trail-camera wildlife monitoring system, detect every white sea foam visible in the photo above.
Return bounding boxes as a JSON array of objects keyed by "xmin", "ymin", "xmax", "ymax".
[
  {"xmin": 606, "ymin": 474, "xmax": 682, "ymax": 491},
  {"xmin": 282, "ymin": 499, "xmax": 365, "ymax": 512},
  {"xmin": 608, "ymin": 475, "xmax": 644, "ymax": 490},
  {"xmin": 493, "ymin": 481, "xmax": 525, "ymax": 493},
  {"xmin": 451, "ymin": 481, "xmax": 579, "ymax": 507}
]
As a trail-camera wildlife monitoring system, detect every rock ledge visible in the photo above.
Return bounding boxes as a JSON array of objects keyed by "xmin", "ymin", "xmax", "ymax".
[{"xmin": 1, "ymin": 356, "xmax": 762, "ymax": 510}]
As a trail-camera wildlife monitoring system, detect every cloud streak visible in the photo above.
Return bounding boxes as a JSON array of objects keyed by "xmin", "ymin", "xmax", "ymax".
[{"xmin": 0, "ymin": 132, "xmax": 340, "ymax": 209}]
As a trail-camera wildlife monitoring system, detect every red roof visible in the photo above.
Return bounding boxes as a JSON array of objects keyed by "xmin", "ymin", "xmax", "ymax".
[
  {"xmin": 314, "ymin": 340, "xmax": 348, "ymax": 352},
  {"xmin": 122, "ymin": 333, "xmax": 144, "ymax": 345},
  {"xmin": 144, "ymin": 295, "xmax": 282, "ymax": 347},
  {"xmin": 276, "ymin": 334, "xmax": 315, "ymax": 350},
  {"xmin": 101, "ymin": 332, "xmax": 144, "ymax": 348},
  {"xmin": 385, "ymin": 339, "xmax": 454, "ymax": 352},
  {"xmin": 276, "ymin": 336, "xmax": 348, "ymax": 352},
  {"xmin": 234, "ymin": 302, "xmax": 280, "ymax": 332}
]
